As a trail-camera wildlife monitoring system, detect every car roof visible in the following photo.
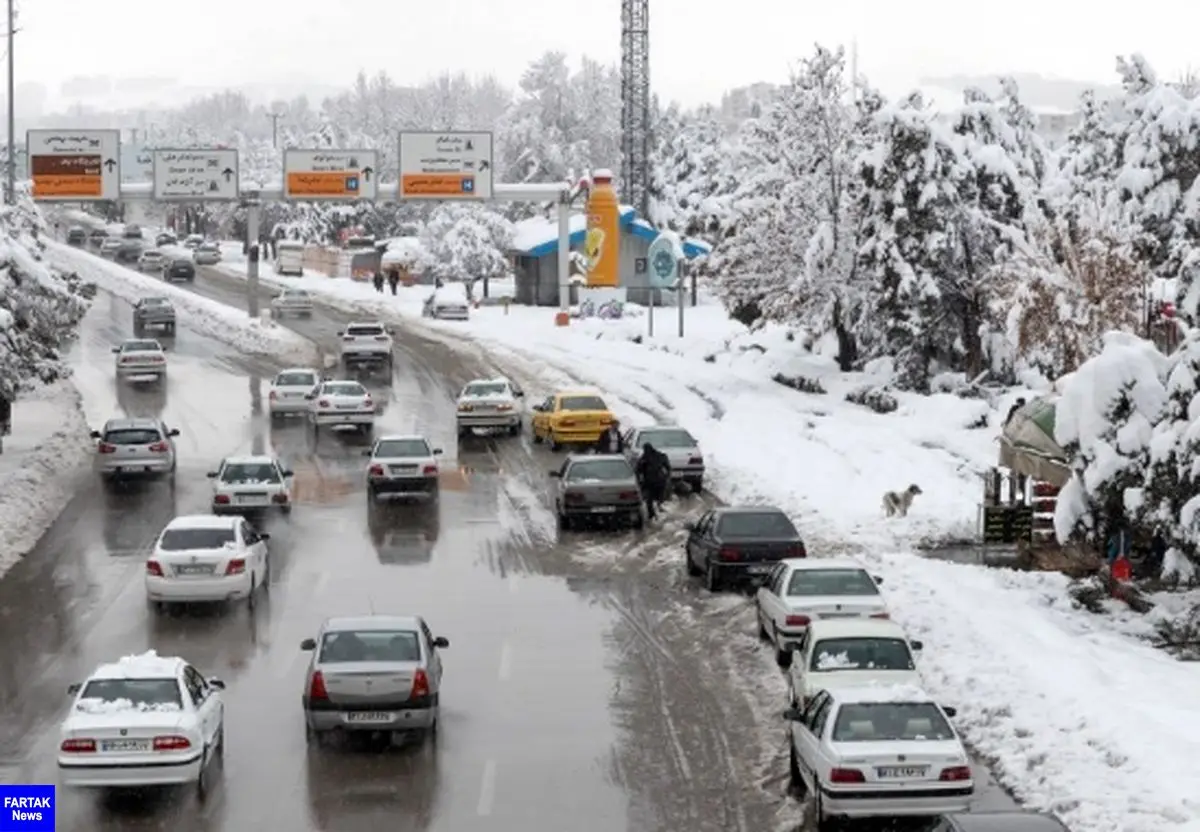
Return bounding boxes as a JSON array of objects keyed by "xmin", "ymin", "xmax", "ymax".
[
  {"xmin": 164, "ymin": 514, "xmax": 241, "ymax": 530},
  {"xmin": 465, "ymin": 377, "xmax": 511, "ymax": 386},
  {"xmin": 942, "ymin": 812, "xmax": 1069, "ymax": 831},
  {"xmin": 103, "ymin": 416, "xmax": 162, "ymax": 430},
  {"xmin": 321, "ymin": 378, "xmax": 365, "ymax": 386},
  {"xmin": 566, "ymin": 453, "xmax": 627, "ymax": 461},
  {"xmin": 322, "ymin": 614, "xmax": 423, "ymax": 631},
  {"xmin": 90, "ymin": 651, "xmax": 185, "ymax": 681},
  {"xmin": 714, "ymin": 505, "xmax": 787, "ymax": 516},
  {"xmin": 785, "ymin": 558, "xmax": 869, "ymax": 572},
  {"xmin": 275, "ymin": 367, "xmax": 318, "ymax": 376},
  {"xmin": 346, "ymin": 321, "xmax": 386, "ymax": 327},
  {"xmin": 824, "ymin": 682, "xmax": 935, "ymax": 705},
  {"xmin": 220, "ymin": 455, "xmax": 277, "ymax": 466},
  {"xmin": 376, "ymin": 434, "xmax": 430, "ymax": 443},
  {"xmin": 806, "ymin": 618, "xmax": 907, "ymax": 639}
]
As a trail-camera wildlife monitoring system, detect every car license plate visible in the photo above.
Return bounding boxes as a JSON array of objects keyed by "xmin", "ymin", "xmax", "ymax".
[
  {"xmin": 747, "ymin": 564, "xmax": 772, "ymax": 574},
  {"xmin": 344, "ymin": 712, "xmax": 395, "ymax": 724},
  {"xmin": 591, "ymin": 506, "xmax": 616, "ymax": 513},
  {"xmin": 235, "ymin": 495, "xmax": 265, "ymax": 504},
  {"xmin": 101, "ymin": 739, "xmax": 150, "ymax": 752},
  {"xmin": 176, "ymin": 564, "xmax": 214, "ymax": 576},
  {"xmin": 337, "ymin": 404, "xmax": 356, "ymax": 409},
  {"xmin": 876, "ymin": 766, "xmax": 928, "ymax": 778}
]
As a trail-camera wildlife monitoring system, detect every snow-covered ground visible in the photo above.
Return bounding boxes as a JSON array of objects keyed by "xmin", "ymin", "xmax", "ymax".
[
  {"xmin": 0, "ymin": 379, "xmax": 93, "ymax": 578},
  {"xmin": 45, "ymin": 241, "xmax": 317, "ymax": 366},
  {"xmin": 192, "ymin": 248, "xmax": 1200, "ymax": 832}
]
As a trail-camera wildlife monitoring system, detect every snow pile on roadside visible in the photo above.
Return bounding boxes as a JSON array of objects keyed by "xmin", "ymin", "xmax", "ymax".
[
  {"xmin": 45, "ymin": 242, "xmax": 317, "ymax": 365},
  {"xmin": 0, "ymin": 379, "xmax": 92, "ymax": 578}
]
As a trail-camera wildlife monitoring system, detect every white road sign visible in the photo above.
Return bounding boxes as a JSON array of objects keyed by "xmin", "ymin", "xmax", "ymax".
[
  {"xmin": 122, "ymin": 145, "xmax": 154, "ymax": 182},
  {"xmin": 283, "ymin": 149, "xmax": 378, "ymax": 201},
  {"xmin": 26, "ymin": 129, "xmax": 120, "ymax": 201},
  {"xmin": 399, "ymin": 132, "xmax": 493, "ymax": 200},
  {"xmin": 153, "ymin": 149, "xmax": 240, "ymax": 201}
]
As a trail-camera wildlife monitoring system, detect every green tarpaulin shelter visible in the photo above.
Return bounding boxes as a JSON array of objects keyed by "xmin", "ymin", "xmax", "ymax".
[{"xmin": 998, "ymin": 396, "xmax": 1071, "ymax": 487}]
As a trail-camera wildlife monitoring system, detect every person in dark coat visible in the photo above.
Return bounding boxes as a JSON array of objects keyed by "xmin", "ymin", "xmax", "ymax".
[
  {"xmin": 0, "ymin": 392, "xmax": 11, "ymax": 453},
  {"xmin": 636, "ymin": 442, "xmax": 671, "ymax": 520},
  {"xmin": 387, "ymin": 270, "xmax": 400, "ymax": 295},
  {"xmin": 372, "ymin": 271, "xmax": 385, "ymax": 293},
  {"xmin": 595, "ymin": 421, "xmax": 623, "ymax": 454},
  {"xmin": 1005, "ymin": 397, "xmax": 1027, "ymax": 426}
]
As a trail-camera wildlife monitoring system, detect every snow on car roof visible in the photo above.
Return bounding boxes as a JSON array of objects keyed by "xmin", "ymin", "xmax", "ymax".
[
  {"xmin": 806, "ymin": 618, "xmax": 908, "ymax": 639},
  {"xmin": 827, "ymin": 682, "xmax": 936, "ymax": 705},
  {"xmin": 222, "ymin": 455, "xmax": 277, "ymax": 466},
  {"xmin": 91, "ymin": 650, "xmax": 185, "ymax": 681},
  {"xmin": 164, "ymin": 514, "xmax": 241, "ymax": 530},
  {"xmin": 276, "ymin": 367, "xmax": 318, "ymax": 376}
]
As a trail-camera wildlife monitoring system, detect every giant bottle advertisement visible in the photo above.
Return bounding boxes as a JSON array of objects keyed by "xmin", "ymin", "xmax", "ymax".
[{"xmin": 584, "ymin": 171, "xmax": 620, "ymax": 288}]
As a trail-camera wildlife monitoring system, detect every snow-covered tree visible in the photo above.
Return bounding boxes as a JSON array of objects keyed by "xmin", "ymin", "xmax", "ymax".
[
  {"xmin": 647, "ymin": 105, "xmax": 738, "ymax": 239},
  {"xmin": 418, "ymin": 204, "xmax": 515, "ymax": 284}
]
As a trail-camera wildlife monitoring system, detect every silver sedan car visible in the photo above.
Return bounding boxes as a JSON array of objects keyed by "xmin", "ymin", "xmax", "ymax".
[
  {"xmin": 549, "ymin": 454, "xmax": 644, "ymax": 531},
  {"xmin": 622, "ymin": 425, "xmax": 705, "ymax": 493},
  {"xmin": 300, "ymin": 615, "xmax": 449, "ymax": 746}
]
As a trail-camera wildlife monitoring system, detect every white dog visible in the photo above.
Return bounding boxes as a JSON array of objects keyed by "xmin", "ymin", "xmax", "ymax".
[{"xmin": 882, "ymin": 484, "xmax": 922, "ymax": 517}]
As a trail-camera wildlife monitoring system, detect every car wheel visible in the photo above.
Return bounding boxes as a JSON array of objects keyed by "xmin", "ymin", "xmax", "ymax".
[
  {"xmin": 685, "ymin": 547, "xmax": 701, "ymax": 577},
  {"xmin": 531, "ymin": 425, "xmax": 543, "ymax": 444},
  {"xmin": 773, "ymin": 626, "xmax": 792, "ymax": 668},
  {"xmin": 196, "ymin": 745, "xmax": 212, "ymax": 800},
  {"xmin": 247, "ymin": 573, "xmax": 257, "ymax": 609},
  {"xmin": 705, "ymin": 562, "xmax": 721, "ymax": 592},
  {"xmin": 690, "ymin": 478, "xmax": 703, "ymax": 494},
  {"xmin": 556, "ymin": 508, "xmax": 569, "ymax": 532},
  {"xmin": 788, "ymin": 742, "xmax": 804, "ymax": 794},
  {"xmin": 215, "ymin": 724, "xmax": 225, "ymax": 762}
]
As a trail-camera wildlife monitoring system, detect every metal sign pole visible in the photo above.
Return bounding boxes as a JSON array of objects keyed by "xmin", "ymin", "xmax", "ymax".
[
  {"xmin": 648, "ymin": 288, "xmax": 655, "ymax": 337},
  {"xmin": 246, "ymin": 199, "xmax": 260, "ymax": 318},
  {"xmin": 677, "ymin": 278, "xmax": 684, "ymax": 337}
]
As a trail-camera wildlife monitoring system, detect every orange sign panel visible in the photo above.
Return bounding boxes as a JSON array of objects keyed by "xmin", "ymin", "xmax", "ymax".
[
  {"xmin": 30, "ymin": 154, "xmax": 103, "ymax": 199},
  {"xmin": 286, "ymin": 171, "xmax": 360, "ymax": 198},
  {"xmin": 401, "ymin": 173, "xmax": 475, "ymax": 197}
]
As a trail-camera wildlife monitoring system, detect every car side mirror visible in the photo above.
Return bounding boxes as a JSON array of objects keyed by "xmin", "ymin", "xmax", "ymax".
[
  {"xmin": 515, "ymin": 391, "xmax": 525, "ymax": 398},
  {"xmin": 433, "ymin": 636, "xmax": 449, "ymax": 648},
  {"xmin": 782, "ymin": 707, "xmax": 804, "ymax": 722},
  {"xmin": 67, "ymin": 683, "xmax": 81, "ymax": 695},
  {"xmin": 300, "ymin": 638, "xmax": 316, "ymax": 651},
  {"xmin": 111, "ymin": 347, "xmax": 120, "ymax": 353},
  {"xmin": 362, "ymin": 449, "xmax": 373, "ymax": 457},
  {"xmin": 89, "ymin": 430, "xmax": 101, "ymax": 439},
  {"xmin": 549, "ymin": 470, "xmax": 561, "ymax": 477},
  {"xmin": 911, "ymin": 640, "xmax": 923, "ymax": 651},
  {"xmin": 282, "ymin": 469, "xmax": 294, "ymax": 477},
  {"xmin": 942, "ymin": 706, "xmax": 957, "ymax": 718},
  {"xmin": 432, "ymin": 448, "xmax": 443, "ymax": 455},
  {"xmin": 258, "ymin": 533, "xmax": 270, "ymax": 541},
  {"xmin": 873, "ymin": 575, "xmax": 883, "ymax": 584},
  {"xmin": 206, "ymin": 471, "xmax": 217, "ymax": 478},
  {"xmin": 207, "ymin": 677, "xmax": 226, "ymax": 690}
]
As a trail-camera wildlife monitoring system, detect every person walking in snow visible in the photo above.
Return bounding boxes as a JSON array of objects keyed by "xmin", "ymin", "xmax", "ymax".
[
  {"xmin": 387, "ymin": 270, "xmax": 400, "ymax": 295},
  {"xmin": 372, "ymin": 271, "xmax": 385, "ymax": 293},
  {"xmin": 595, "ymin": 421, "xmax": 623, "ymax": 454},
  {"xmin": 636, "ymin": 442, "xmax": 671, "ymax": 520},
  {"xmin": 0, "ymin": 392, "xmax": 11, "ymax": 454}
]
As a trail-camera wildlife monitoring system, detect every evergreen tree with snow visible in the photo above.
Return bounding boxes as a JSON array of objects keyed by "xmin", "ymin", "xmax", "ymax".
[{"xmin": 418, "ymin": 204, "xmax": 516, "ymax": 285}]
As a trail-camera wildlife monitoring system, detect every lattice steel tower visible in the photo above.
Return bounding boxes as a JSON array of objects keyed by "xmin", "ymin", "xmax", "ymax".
[{"xmin": 620, "ymin": 0, "xmax": 651, "ymax": 218}]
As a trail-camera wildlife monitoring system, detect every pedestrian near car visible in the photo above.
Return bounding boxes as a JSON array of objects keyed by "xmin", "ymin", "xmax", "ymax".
[
  {"xmin": 595, "ymin": 421, "xmax": 623, "ymax": 454},
  {"xmin": 387, "ymin": 270, "xmax": 400, "ymax": 295},
  {"xmin": 636, "ymin": 442, "xmax": 670, "ymax": 520}
]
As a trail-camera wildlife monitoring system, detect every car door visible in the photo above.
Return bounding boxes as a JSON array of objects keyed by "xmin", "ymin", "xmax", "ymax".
[
  {"xmin": 239, "ymin": 520, "xmax": 266, "ymax": 573},
  {"xmin": 183, "ymin": 667, "xmax": 220, "ymax": 748},
  {"xmin": 758, "ymin": 563, "xmax": 788, "ymax": 630},
  {"xmin": 687, "ymin": 511, "xmax": 713, "ymax": 564},
  {"xmin": 534, "ymin": 395, "xmax": 554, "ymax": 434},
  {"xmin": 419, "ymin": 619, "xmax": 443, "ymax": 687},
  {"xmin": 794, "ymin": 691, "xmax": 832, "ymax": 789}
]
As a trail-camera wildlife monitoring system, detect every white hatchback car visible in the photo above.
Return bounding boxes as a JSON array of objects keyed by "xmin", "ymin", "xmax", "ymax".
[
  {"xmin": 755, "ymin": 558, "xmax": 890, "ymax": 665},
  {"xmin": 270, "ymin": 288, "xmax": 314, "ymax": 318},
  {"xmin": 455, "ymin": 377, "xmax": 524, "ymax": 437},
  {"xmin": 785, "ymin": 684, "xmax": 973, "ymax": 825},
  {"xmin": 145, "ymin": 515, "xmax": 270, "ymax": 608},
  {"xmin": 786, "ymin": 618, "xmax": 924, "ymax": 708},
  {"xmin": 308, "ymin": 379, "xmax": 376, "ymax": 434},
  {"xmin": 337, "ymin": 321, "xmax": 394, "ymax": 369},
  {"xmin": 58, "ymin": 651, "xmax": 226, "ymax": 795},
  {"xmin": 207, "ymin": 455, "xmax": 294, "ymax": 515},
  {"xmin": 268, "ymin": 367, "xmax": 320, "ymax": 418},
  {"xmin": 113, "ymin": 338, "xmax": 167, "ymax": 383}
]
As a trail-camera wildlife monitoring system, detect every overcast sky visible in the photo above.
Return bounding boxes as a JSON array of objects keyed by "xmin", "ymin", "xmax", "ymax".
[{"xmin": 18, "ymin": 0, "xmax": 1200, "ymax": 107}]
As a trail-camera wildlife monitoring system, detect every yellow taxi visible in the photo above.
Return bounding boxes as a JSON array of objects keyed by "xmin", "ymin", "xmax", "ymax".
[{"xmin": 530, "ymin": 389, "xmax": 616, "ymax": 450}]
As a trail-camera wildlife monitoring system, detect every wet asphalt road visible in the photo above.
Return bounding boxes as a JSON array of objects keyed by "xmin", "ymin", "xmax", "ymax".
[{"xmin": 0, "ymin": 236, "xmax": 1018, "ymax": 831}]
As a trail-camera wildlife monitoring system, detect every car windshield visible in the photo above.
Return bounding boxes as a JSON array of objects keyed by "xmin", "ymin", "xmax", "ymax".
[
  {"xmin": 716, "ymin": 511, "xmax": 796, "ymax": 537},
  {"xmin": 560, "ymin": 395, "xmax": 607, "ymax": 411},
  {"xmin": 78, "ymin": 678, "xmax": 182, "ymax": 711},
  {"xmin": 637, "ymin": 428, "xmax": 695, "ymax": 448},
  {"xmin": 104, "ymin": 428, "xmax": 162, "ymax": 445},
  {"xmin": 375, "ymin": 439, "xmax": 430, "ymax": 457},
  {"xmin": 830, "ymin": 702, "xmax": 954, "ymax": 742},
  {"xmin": 463, "ymin": 382, "xmax": 508, "ymax": 397},
  {"xmin": 142, "ymin": 298, "xmax": 169, "ymax": 306},
  {"xmin": 346, "ymin": 325, "xmax": 384, "ymax": 336},
  {"xmin": 159, "ymin": 527, "xmax": 237, "ymax": 550},
  {"xmin": 275, "ymin": 372, "xmax": 316, "ymax": 387},
  {"xmin": 122, "ymin": 340, "xmax": 160, "ymax": 352},
  {"xmin": 319, "ymin": 630, "xmax": 421, "ymax": 663},
  {"xmin": 323, "ymin": 382, "xmax": 366, "ymax": 397},
  {"xmin": 787, "ymin": 569, "xmax": 879, "ymax": 597},
  {"xmin": 281, "ymin": 290, "xmax": 309, "ymax": 299},
  {"xmin": 220, "ymin": 462, "xmax": 281, "ymax": 484},
  {"xmin": 566, "ymin": 459, "xmax": 633, "ymax": 481},
  {"xmin": 811, "ymin": 637, "xmax": 915, "ymax": 671}
]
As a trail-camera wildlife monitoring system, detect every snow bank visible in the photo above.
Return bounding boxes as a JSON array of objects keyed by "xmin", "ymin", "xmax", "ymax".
[
  {"xmin": 0, "ymin": 379, "xmax": 92, "ymax": 578},
  {"xmin": 45, "ymin": 242, "xmax": 317, "ymax": 366}
]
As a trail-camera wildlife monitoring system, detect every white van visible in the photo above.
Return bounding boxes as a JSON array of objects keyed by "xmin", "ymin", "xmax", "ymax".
[{"xmin": 275, "ymin": 241, "xmax": 304, "ymax": 276}]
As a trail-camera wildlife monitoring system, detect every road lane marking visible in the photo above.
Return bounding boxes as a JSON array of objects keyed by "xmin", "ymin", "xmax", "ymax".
[
  {"xmin": 477, "ymin": 759, "xmax": 497, "ymax": 816},
  {"xmin": 498, "ymin": 641, "xmax": 513, "ymax": 681}
]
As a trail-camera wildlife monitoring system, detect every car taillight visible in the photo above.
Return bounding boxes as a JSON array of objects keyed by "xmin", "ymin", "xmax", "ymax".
[
  {"xmin": 369, "ymin": 464, "xmax": 385, "ymax": 477},
  {"xmin": 718, "ymin": 546, "xmax": 740, "ymax": 561},
  {"xmin": 374, "ymin": 335, "xmax": 389, "ymax": 342},
  {"xmin": 318, "ymin": 399, "xmax": 330, "ymax": 408},
  {"xmin": 423, "ymin": 465, "xmax": 437, "ymax": 475},
  {"xmin": 342, "ymin": 336, "xmax": 354, "ymax": 342},
  {"xmin": 272, "ymin": 493, "xmax": 289, "ymax": 503},
  {"xmin": 411, "ymin": 668, "xmax": 430, "ymax": 699},
  {"xmin": 214, "ymin": 494, "xmax": 231, "ymax": 504},
  {"xmin": 618, "ymin": 490, "xmax": 638, "ymax": 500},
  {"xmin": 939, "ymin": 766, "xmax": 972, "ymax": 781},
  {"xmin": 60, "ymin": 738, "xmax": 96, "ymax": 753},
  {"xmin": 788, "ymin": 543, "xmax": 807, "ymax": 558},
  {"xmin": 120, "ymin": 357, "xmax": 135, "ymax": 364},
  {"xmin": 565, "ymin": 492, "xmax": 584, "ymax": 503},
  {"xmin": 153, "ymin": 735, "xmax": 192, "ymax": 751},
  {"xmin": 148, "ymin": 441, "xmax": 169, "ymax": 453},
  {"xmin": 784, "ymin": 615, "xmax": 810, "ymax": 627},
  {"xmin": 870, "ymin": 612, "xmax": 890, "ymax": 619},
  {"xmin": 269, "ymin": 390, "xmax": 277, "ymax": 400},
  {"xmin": 146, "ymin": 560, "xmax": 164, "ymax": 576},
  {"xmin": 309, "ymin": 670, "xmax": 329, "ymax": 701},
  {"xmin": 828, "ymin": 767, "xmax": 865, "ymax": 783},
  {"xmin": 98, "ymin": 442, "xmax": 117, "ymax": 454},
  {"xmin": 225, "ymin": 558, "xmax": 245, "ymax": 575},
  {"xmin": 688, "ymin": 456, "xmax": 703, "ymax": 464}
]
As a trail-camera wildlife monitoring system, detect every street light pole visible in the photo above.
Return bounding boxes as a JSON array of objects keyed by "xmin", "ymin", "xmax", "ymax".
[
  {"xmin": 268, "ymin": 112, "xmax": 282, "ymax": 149},
  {"xmin": 5, "ymin": 0, "xmax": 15, "ymax": 205}
]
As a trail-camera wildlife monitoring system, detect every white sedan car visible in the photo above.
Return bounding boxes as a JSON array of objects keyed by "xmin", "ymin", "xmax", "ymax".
[
  {"xmin": 455, "ymin": 377, "xmax": 524, "ymax": 437},
  {"xmin": 786, "ymin": 684, "xmax": 973, "ymax": 825},
  {"xmin": 208, "ymin": 455, "xmax": 294, "ymax": 515},
  {"xmin": 365, "ymin": 434, "xmax": 443, "ymax": 502},
  {"xmin": 268, "ymin": 367, "xmax": 320, "ymax": 418},
  {"xmin": 58, "ymin": 651, "xmax": 226, "ymax": 795},
  {"xmin": 138, "ymin": 249, "xmax": 168, "ymax": 272},
  {"xmin": 270, "ymin": 288, "xmax": 314, "ymax": 318},
  {"xmin": 756, "ymin": 558, "xmax": 889, "ymax": 665},
  {"xmin": 145, "ymin": 515, "xmax": 270, "ymax": 608},
  {"xmin": 423, "ymin": 282, "xmax": 470, "ymax": 320},
  {"xmin": 786, "ymin": 618, "xmax": 924, "ymax": 708},
  {"xmin": 113, "ymin": 338, "xmax": 167, "ymax": 383},
  {"xmin": 308, "ymin": 379, "xmax": 376, "ymax": 434}
]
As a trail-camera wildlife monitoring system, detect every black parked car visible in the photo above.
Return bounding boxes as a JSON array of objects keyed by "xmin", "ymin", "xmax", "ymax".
[
  {"xmin": 155, "ymin": 231, "xmax": 177, "ymax": 247},
  {"xmin": 87, "ymin": 228, "xmax": 108, "ymax": 248},
  {"xmin": 164, "ymin": 258, "xmax": 195, "ymax": 283},
  {"xmin": 66, "ymin": 226, "xmax": 87, "ymax": 246},
  {"xmin": 116, "ymin": 239, "xmax": 144, "ymax": 263},
  {"xmin": 684, "ymin": 506, "xmax": 806, "ymax": 591}
]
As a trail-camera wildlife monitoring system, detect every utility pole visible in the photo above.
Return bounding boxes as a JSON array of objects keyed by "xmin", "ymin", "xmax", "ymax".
[
  {"xmin": 267, "ymin": 112, "xmax": 282, "ymax": 148},
  {"xmin": 5, "ymin": 0, "xmax": 16, "ymax": 205}
]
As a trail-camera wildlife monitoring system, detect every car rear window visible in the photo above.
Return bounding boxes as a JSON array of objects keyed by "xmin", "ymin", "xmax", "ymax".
[
  {"xmin": 375, "ymin": 439, "xmax": 430, "ymax": 458},
  {"xmin": 566, "ymin": 459, "xmax": 633, "ymax": 481},
  {"xmin": 830, "ymin": 702, "xmax": 953, "ymax": 742},
  {"xmin": 319, "ymin": 630, "xmax": 421, "ymax": 663},
  {"xmin": 122, "ymin": 340, "xmax": 160, "ymax": 352},
  {"xmin": 463, "ymin": 382, "xmax": 508, "ymax": 397},
  {"xmin": 220, "ymin": 462, "xmax": 281, "ymax": 484},
  {"xmin": 637, "ymin": 428, "xmax": 695, "ymax": 448},
  {"xmin": 104, "ymin": 428, "xmax": 162, "ymax": 445},
  {"xmin": 811, "ymin": 637, "xmax": 915, "ymax": 672},
  {"xmin": 171, "ymin": 260, "xmax": 192, "ymax": 267},
  {"xmin": 283, "ymin": 290, "xmax": 310, "ymax": 298},
  {"xmin": 159, "ymin": 528, "xmax": 236, "ymax": 550},
  {"xmin": 346, "ymin": 325, "xmax": 384, "ymax": 336},
  {"xmin": 716, "ymin": 511, "xmax": 797, "ymax": 538},
  {"xmin": 142, "ymin": 298, "xmax": 169, "ymax": 306},
  {"xmin": 323, "ymin": 382, "xmax": 366, "ymax": 396},
  {"xmin": 78, "ymin": 678, "xmax": 182, "ymax": 711},
  {"xmin": 787, "ymin": 569, "xmax": 879, "ymax": 597},
  {"xmin": 560, "ymin": 395, "xmax": 607, "ymax": 411},
  {"xmin": 276, "ymin": 371, "xmax": 316, "ymax": 387}
]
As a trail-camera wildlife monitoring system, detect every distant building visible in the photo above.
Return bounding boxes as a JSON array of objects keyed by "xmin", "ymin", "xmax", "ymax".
[{"xmin": 510, "ymin": 206, "xmax": 711, "ymax": 307}]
